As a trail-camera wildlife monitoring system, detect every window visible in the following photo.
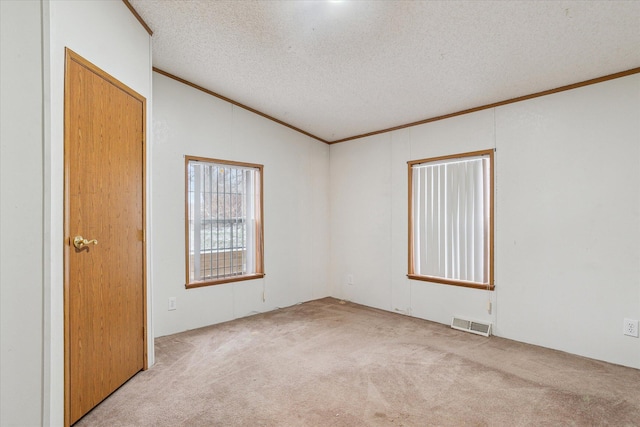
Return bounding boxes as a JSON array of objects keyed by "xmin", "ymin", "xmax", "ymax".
[
  {"xmin": 408, "ymin": 150, "xmax": 494, "ymax": 290},
  {"xmin": 185, "ymin": 156, "xmax": 264, "ymax": 288}
]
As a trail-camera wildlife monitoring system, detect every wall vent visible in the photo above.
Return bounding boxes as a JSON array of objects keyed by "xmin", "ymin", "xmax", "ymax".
[{"xmin": 451, "ymin": 317, "xmax": 492, "ymax": 337}]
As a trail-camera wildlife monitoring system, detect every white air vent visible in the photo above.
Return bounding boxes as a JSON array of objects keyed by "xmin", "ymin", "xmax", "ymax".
[{"xmin": 451, "ymin": 317, "xmax": 492, "ymax": 337}]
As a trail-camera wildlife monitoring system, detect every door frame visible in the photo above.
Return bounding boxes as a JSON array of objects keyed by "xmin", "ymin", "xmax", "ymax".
[{"xmin": 63, "ymin": 48, "xmax": 147, "ymax": 426}]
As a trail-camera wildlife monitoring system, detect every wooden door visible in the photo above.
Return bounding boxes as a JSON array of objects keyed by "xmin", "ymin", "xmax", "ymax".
[{"xmin": 64, "ymin": 49, "xmax": 146, "ymax": 426}]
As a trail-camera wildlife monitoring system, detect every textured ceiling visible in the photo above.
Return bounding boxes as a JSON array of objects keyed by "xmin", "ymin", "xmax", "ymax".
[{"xmin": 129, "ymin": 0, "xmax": 640, "ymax": 143}]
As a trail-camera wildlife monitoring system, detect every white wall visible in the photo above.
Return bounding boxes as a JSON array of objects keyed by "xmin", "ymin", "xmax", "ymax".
[
  {"xmin": 330, "ymin": 109, "xmax": 497, "ymax": 321},
  {"xmin": 1, "ymin": 1, "xmax": 45, "ymax": 425},
  {"xmin": 152, "ymin": 72, "xmax": 330, "ymax": 337},
  {"xmin": 44, "ymin": 1, "xmax": 153, "ymax": 425},
  {"xmin": 330, "ymin": 74, "xmax": 640, "ymax": 369},
  {"xmin": 494, "ymin": 75, "xmax": 640, "ymax": 368}
]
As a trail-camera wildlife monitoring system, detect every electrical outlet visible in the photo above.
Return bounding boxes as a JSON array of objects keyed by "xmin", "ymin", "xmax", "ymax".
[
  {"xmin": 168, "ymin": 297, "xmax": 177, "ymax": 311},
  {"xmin": 623, "ymin": 318, "xmax": 638, "ymax": 337},
  {"xmin": 347, "ymin": 274, "xmax": 354, "ymax": 285}
]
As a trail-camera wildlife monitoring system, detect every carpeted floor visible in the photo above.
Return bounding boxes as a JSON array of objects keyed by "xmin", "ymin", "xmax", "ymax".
[{"xmin": 76, "ymin": 297, "xmax": 640, "ymax": 426}]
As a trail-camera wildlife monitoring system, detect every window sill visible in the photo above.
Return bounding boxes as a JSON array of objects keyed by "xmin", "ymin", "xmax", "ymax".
[
  {"xmin": 186, "ymin": 273, "xmax": 265, "ymax": 289},
  {"xmin": 407, "ymin": 274, "xmax": 494, "ymax": 291}
]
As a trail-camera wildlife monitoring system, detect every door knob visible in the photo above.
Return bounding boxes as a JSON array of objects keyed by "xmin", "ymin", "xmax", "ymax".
[{"xmin": 73, "ymin": 236, "xmax": 98, "ymax": 249}]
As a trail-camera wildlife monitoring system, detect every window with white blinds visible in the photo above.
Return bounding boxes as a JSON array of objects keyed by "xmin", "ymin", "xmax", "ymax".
[
  {"xmin": 186, "ymin": 156, "xmax": 264, "ymax": 287},
  {"xmin": 408, "ymin": 150, "xmax": 494, "ymax": 290}
]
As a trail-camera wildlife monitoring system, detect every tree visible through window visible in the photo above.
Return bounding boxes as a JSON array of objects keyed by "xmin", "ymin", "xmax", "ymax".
[
  {"xmin": 408, "ymin": 150, "xmax": 494, "ymax": 290},
  {"xmin": 185, "ymin": 156, "xmax": 264, "ymax": 287}
]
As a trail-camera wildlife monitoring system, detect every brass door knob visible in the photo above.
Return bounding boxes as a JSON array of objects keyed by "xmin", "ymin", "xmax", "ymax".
[{"xmin": 73, "ymin": 236, "xmax": 98, "ymax": 249}]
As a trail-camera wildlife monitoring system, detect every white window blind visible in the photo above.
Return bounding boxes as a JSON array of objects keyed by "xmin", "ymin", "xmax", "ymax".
[{"xmin": 411, "ymin": 154, "xmax": 490, "ymax": 285}]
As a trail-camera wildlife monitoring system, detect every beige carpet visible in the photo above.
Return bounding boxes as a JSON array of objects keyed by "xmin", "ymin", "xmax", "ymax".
[{"xmin": 76, "ymin": 298, "xmax": 640, "ymax": 426}]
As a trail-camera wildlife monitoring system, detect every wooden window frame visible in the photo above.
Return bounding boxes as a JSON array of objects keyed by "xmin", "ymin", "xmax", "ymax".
[
  {"xmin": 185, "ymin": 155, "xmax": 264, "ymax": 288},
  {"xmin": 407, "ymin": 149, "xmax": 494, "ymax": 291}
]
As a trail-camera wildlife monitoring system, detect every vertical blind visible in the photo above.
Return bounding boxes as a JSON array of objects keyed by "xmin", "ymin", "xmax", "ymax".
[
  {"xmin": 188, "ymin": 161, "xmax": 260, "ymax": 283},
  {"xmin": 412, "ymin": 155, "xmax": 490, "ymax": 284}
]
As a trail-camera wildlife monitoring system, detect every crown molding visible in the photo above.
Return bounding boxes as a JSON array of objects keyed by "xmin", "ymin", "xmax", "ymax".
[{"xmin": 122, "ymin": 0, "xmax": 153, "ymax": 36}]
